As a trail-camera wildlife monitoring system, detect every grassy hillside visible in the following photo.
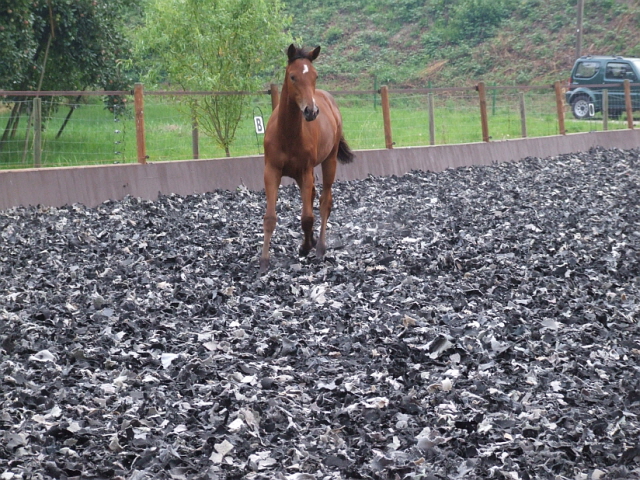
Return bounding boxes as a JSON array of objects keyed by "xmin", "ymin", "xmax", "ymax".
[{"xmin": 284, "ymin": 0, "xmax": 640, "ymax": 89}]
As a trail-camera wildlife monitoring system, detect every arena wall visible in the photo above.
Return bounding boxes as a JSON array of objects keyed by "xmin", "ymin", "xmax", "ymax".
[{"xmin": 1, "ymin": 129, "xmax": 638, "ymax": 210}]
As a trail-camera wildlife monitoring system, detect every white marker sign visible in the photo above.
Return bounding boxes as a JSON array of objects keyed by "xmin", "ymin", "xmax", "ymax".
[{"xmin": 254, "ymin": 116, "xmax": 265, "ymax": 135}]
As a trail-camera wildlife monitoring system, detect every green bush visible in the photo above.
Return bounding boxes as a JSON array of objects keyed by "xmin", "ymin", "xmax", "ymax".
[
  {"xmin": 423, "ymin": 0, "xmax": 517, "ymax": 48},
  {"xmin": 324, "ymin": 26, "xmax": 344, "ymax": 45},
  {"xmin": 449, "ymin": 0, "xmax": 513, "ymax": 43}
]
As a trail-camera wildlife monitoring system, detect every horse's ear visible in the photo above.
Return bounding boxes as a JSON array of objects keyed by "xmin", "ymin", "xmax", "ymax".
[
  {"xmin": 309, "ymin": 46, "xmax": 321, "ymax": 62},
  {"xmin": 287, "ymin": 44, "xmax": 297, "ymax": 62}
]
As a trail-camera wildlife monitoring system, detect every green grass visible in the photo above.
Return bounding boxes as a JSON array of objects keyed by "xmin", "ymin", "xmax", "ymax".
[{"xmin": 0, "ymin": 90, "xmax": 634, "ymax": 170}]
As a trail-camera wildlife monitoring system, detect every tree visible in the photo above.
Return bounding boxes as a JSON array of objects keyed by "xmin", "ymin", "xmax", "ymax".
[
  {"xmin": 21, "ymin": 0, "xmax": 138, "ymax": 91},
  {"xmin": 0, "ymin": 0, "xmax": 139, "ymax": 151},
  {"xmin": 136, "ymin": 0, "xmax": 292, "ymax": 157},
  {"xmin": 0, "ymin": 0, "xmax": 36, "ymax": 91}
]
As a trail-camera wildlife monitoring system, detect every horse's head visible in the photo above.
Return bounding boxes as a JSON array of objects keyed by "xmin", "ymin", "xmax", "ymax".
[{"xmin": 285, "ymin": 44, "xmax": 321, "ymax": 121}]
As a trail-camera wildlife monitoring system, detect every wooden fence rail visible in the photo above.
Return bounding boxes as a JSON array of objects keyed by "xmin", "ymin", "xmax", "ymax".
[{"xmin": 2, "ymin": 81, "xmax": 638, "ymax": 168}]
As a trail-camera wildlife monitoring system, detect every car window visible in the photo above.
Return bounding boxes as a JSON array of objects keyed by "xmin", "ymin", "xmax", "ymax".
[
  {"xmin": 629, "ymin": 60, "xmax": 640, "ymax": 81},
  {"xmin": 574, "ymin": 61, "xmax": 600, "ymax": 79},
  {"xmin": 605, "ymin": 62, "xmax": 631, "ymax": 80}
]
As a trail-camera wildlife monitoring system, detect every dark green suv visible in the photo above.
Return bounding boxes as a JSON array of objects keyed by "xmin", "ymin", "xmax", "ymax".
[{"xmin": 565, "ymin": 55, "xmax": 640, "ymax": 119}]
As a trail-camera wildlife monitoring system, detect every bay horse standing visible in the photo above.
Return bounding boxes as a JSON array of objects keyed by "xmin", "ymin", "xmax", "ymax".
[{"xmin": 260, "ymin": 44, "xmax": 354, "ymax": 272}]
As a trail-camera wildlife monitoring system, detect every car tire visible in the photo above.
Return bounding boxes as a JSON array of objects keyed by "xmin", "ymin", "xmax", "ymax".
[{"xmin": 571, "ymin": 96, "xmax": 591, "ymax": 120}]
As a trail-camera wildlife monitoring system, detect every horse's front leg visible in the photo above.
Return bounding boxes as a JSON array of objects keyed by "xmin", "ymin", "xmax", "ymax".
[
  {"xmin": 317, "ymin": 156, "xmax": 337, "ymax": 259},
  {"xmin": 260, "ymin": 164, "xmax": 282, "ymax": 273},
  {"xmin": 298, "ymin": 171, "xmax": 316, "ymax": 257}
]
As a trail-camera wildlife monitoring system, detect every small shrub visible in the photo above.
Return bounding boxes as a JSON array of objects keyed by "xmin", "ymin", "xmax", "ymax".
[
  {"xmin": 325, "ymin": 26, "xmax": 343, "ymax": 45},
  {"xmin": 516, "ymin": 71, "xmax": 533, "ymax": 85}
]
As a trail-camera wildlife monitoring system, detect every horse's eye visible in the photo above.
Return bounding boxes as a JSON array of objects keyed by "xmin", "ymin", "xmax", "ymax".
[{"xmin": 290, "ymin": 75, "xmax": 296, "ymax": 82}]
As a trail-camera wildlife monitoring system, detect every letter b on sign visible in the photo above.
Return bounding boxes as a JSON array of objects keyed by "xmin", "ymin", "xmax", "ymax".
[{"xmin": 254, "ymin": 116, "xmax": 265, "ymax": 135}]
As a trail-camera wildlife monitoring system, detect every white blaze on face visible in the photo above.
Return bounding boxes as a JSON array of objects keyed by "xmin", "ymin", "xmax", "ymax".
[{"xmin": 303, "ymin": 64, "xmax": 309, "ymax": 75}]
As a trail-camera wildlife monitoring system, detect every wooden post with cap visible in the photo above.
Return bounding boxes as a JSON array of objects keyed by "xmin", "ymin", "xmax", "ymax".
[
  {"xmin": 192, "ymin": 105, "xmax": 199, "ymax": 160},
  {"xmin": 134, "ymin": 83, "xmax": 147, "ymax": 164},
  {"xmin": 554, "ymin": 81, "xmax": 566, "ymax": 135},
  {"xmin": 519, "ymin": 91, "xmax": 527, "ymax": 138},
  {"xmin": 380, "ymin": 85, "xmax": 393, "ymax": 149},
  {"xmin": 602, "ymin": 89, "xmax": 609, "ymax": 131},
  {"xmin": 624, "ymin": 79, "xmax": 634, "ymax": 129},
  {"xmin": 33, "ymin": 98, "xmax": 42, "ymax": 168},
  {"xmin": 477, "ymin": 82, "xmax": 490, "ymax": 142},
  {"xmin": 428, "ymin": 92, "xmax": 435, "ymax": 145}
]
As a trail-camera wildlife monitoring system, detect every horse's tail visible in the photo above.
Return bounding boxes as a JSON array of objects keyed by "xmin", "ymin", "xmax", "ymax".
[{"xmin": 337, "ymin": 135, "xmax": 355, "ymax": 164}]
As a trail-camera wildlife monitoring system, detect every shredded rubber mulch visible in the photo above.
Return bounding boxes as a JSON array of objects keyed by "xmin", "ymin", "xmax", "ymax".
[{"xmin": 1, "ymin": 146, "xmax": 639, "ymax": 480}]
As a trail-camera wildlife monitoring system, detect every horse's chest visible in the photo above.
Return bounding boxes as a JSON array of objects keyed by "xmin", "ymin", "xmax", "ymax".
[{"xmin": 281, "ymin": 152, "xmax": 316, "ymax": 178}]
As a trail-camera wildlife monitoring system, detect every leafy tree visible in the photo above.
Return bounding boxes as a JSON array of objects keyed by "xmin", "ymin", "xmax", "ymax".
[
  {"xmin": 0, "ymin": 0, "xmax": 139, "ymax": 149},
  {"xmin": 35, "ymin": 1, "xmax": 138, "ymax": 91},
  {"xmin": 136, "ymin": 0, "xmax": 292, "ymax": 157},
  {"xmin": 0, "ymin": 0, "xmax": 36, "ymax": 90}
]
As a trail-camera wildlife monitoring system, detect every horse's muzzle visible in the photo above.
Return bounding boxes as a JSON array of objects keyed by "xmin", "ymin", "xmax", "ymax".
[{"xmin": 303, "ymin": 105, "xmax": 319, "ymax": 121}]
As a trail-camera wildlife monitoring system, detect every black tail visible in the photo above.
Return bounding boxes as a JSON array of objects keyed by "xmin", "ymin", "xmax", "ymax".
[{"xmin": 337, "ymin": 136, "xmax": 355, "ymax": 164}]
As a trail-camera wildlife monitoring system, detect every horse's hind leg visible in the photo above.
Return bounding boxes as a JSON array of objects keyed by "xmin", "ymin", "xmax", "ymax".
[
  {"xmin": 260, "ymin": 165, "xmax": 282, "ymax": 272},
  {"xmin": 298, "ymin": 172, "xmax": 316, "ymax": 257},
  {"xmin": 317, "ymin": 156, "xmax": 337, "ymax": 259}
]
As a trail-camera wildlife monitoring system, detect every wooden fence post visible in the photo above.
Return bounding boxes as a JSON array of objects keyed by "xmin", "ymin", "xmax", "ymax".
[
  {"xmin": 191, "ymin": 105, "xmax": 199, "ymax": 160},
  {"xmin": 21, "ymin": 101, "xmax": 33, "ymax": 164},
  {"xmin": 33, "ymin": 97, "xmax": 42, "ymax": 168},
  {"xmin": 554, "ymin": 81, "xmax": 566, "ymax": 135},
  {"xmin": 428, "ymin": 92, "xmax": 435, "ymax": 146},
  {"xmin": 134, "ymin": 83, "xmax": 147, "ymax": 164},
  {"xmin": 270, "ymin": 84, "xmax": 279, "ymax": 111},
  {"xmin": 519, "ymin": 91, "xmax": 527, "ymax": 138},
  {"xmin": 380, "ymin": 85, "xmax": 393, "ymax": 149},
  {"xmin": 602, "ymin": 89, "xmax": 609, "ymax": 131},
  {"xmin": 477, "ymin": 82, "xmax": 490, "ymax": 142},
  {"xmin": 624, "ymin": 79, "xmax": 634, "ymax": 129}
]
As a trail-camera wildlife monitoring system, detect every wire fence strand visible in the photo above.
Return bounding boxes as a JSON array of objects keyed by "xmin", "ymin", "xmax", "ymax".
[{"xmin": 1, "ymin": 85, "xmax": 636, "ymax": 170}]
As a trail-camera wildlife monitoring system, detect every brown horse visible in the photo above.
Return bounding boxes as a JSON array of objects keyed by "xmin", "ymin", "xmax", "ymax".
[{"xmin": 260, "ymin": 44, "xmax": 354, "ymax": 272}]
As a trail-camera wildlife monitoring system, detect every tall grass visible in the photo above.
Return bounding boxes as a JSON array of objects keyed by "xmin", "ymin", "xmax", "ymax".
[{"xmin": 0, "ymin": 89, "xmax": 631, "ymax": 170}]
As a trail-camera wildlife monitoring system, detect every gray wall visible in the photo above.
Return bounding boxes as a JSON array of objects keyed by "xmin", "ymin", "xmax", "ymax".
[{"xmin": 1, "ymin": 130, "xmax": 638, "ymax": 210}]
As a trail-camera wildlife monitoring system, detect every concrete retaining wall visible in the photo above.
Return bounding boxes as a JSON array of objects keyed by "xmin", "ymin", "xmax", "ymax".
[{"xmin": 1, "ymin": 129, "xmax": 638, "ymax": 210}]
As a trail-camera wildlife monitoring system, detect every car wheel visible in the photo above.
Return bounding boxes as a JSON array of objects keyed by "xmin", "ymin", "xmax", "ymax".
[{"xmin": 571, "ymin": 96, "xmax": 591, "ymax": 119}]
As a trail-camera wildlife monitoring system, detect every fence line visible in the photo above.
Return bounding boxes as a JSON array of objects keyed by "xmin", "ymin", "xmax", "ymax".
[{"xmin": 1, "ymin": 81, "xmax": 638, "ymax": 170}]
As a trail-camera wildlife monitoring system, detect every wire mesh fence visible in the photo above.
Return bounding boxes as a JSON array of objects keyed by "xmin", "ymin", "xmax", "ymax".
[
  {"xmin": 483, "ymin": 87, "xmax": 563, "ymax": 140},
  {"xmin": 373, "ymin": 90, "xmax": 481, "ymax": 146},
  {"xmin": 1, "ymin": 84, "xmax": 637, "ymax": 170},
  {"xmin": 337, "ymin": 93, "xmax": 386, "ymax": 150},
  {"xmin": 566, "ymin": 89, "xmax": 632, "ymax": 133},
  {"xmin": 0, "ymin": 96, "xmax": 135, "ymax": 169},
  {"xmin": 142, "ymin": 93, "xmax": 277, "ymax": 161}
]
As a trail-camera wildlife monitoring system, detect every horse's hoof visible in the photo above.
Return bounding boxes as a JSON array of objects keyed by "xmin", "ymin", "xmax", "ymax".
[
  {"xmin": 316, "ymin": 242, "xmax": 326, "ymax": 259},
  {"xmin": 259, "ymin": 257, "xmax": 270, "ymax": 273},
  {"xmin": 299, "ymin": 245, "xmax": 311, "ymax": 257}
]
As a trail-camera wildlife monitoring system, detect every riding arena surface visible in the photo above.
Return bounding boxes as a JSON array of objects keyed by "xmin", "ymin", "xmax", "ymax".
[{"xmin": 1, "ymin": 147, "xmax": 639, "ymax": 479}]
